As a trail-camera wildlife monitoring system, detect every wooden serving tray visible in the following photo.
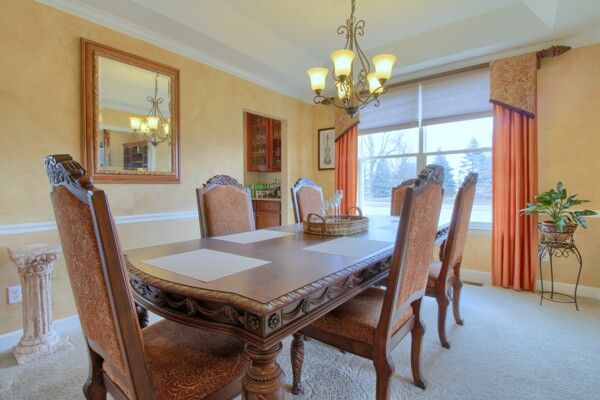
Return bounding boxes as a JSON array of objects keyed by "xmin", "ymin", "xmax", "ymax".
[{"xmin": 303, "ymin": 207, "xmax": 368, "ymax": 236}]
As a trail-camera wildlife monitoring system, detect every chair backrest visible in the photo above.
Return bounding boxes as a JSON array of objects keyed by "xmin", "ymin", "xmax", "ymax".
[
  {"xmin": 45, "ymin": 155, "xmax": 154, "ymax": 400},
  {"xmin": 196, "ymin": 175, "xmax": 255, "ymax": 237},
  {"xmin": 291, "ymin": 177, "xmax": 324, "ymax": 223},
  {"xmin": 390, "ymin": 179, "xmax": 416, "ymax": 216},
  {"xmin": 438, "ymin": 172, "xmax": 478, "ymax": 285},
  {"xmin": 379, "ymin": 165, "xmax": 444, "ymax": 338}
]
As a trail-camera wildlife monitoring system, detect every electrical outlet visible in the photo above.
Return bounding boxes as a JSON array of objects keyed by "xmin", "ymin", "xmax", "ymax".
[{"xmin": 8, "ymin": 285, "xmax": 22, "ymax": 304}]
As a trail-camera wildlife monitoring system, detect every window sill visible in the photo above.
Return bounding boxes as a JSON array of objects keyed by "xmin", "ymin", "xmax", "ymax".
[{"xmin": 469, "ymin": 221, "xmax": 492, "ymax": 232}]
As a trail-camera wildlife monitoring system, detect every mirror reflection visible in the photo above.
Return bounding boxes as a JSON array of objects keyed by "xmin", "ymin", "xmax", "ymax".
[{"xmin": 97, "ymin": 57, "xmax": 173, "ymax": 173}]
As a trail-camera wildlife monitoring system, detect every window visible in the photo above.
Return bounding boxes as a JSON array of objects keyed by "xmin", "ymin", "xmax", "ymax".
[{"xmin": 357, "ymin": 68, "xmax": 492, "ymax": 226}]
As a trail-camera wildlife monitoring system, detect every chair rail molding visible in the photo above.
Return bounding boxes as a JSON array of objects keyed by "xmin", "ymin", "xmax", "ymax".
[{"xmin": 0, "ymin": 210, "xmax": 199, "ymax": 236}]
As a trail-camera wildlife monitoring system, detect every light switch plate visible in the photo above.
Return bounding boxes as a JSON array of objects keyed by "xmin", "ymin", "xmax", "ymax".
[{"xmin": 8, "ymin": 285, "xmax": 22, "ymax": 304}]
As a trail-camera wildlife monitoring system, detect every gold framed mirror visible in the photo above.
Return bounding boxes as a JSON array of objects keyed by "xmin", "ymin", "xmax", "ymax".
[{"xmin": 82, "ymin": 39, "xmax": 180, "ymax": 183}]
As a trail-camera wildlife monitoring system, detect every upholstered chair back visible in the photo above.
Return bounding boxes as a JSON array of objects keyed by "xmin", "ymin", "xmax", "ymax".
[
  {"xmin": 440, "ymin": 173, "xmax": 478, "ymax": 281},
  {"xmin": 381, "ymin": 165, "xmax": 444, "ymax": 332},
  {"xmin": 196, "ymin": 175, "xmax": 255, "ymax": 237},
  {"xmin": 45, "ymin": 155, "xmax": 153, "ymax": 399},
  {"xmin": 291, "ymin": 177, "xmax": 324, "ymax": 223}
]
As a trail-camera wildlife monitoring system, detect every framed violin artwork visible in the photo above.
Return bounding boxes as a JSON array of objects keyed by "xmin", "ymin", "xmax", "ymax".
[{"xmin": 318, "ymin": 127, "xmax": 335, "ymax": 170}]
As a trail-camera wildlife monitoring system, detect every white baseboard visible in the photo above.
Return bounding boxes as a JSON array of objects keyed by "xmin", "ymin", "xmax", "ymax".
[
  {"xmin": 0, "ymin": 315, "xmax": 80, "ymax": 354},
  {"xmin": 460, "ymin": 268, "xmax": 600, "ymax": 301},
  {"xmin": 461, "ymin": 268, "xmax": 492, "ymax": 285}
]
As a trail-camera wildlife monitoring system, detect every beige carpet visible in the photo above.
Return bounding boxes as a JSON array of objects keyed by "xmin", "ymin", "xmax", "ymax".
[{"xmin": 1, "ymin": 285, "xmax": 599, "ymax": 399}]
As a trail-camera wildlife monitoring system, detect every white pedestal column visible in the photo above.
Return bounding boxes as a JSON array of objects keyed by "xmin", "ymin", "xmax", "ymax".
[{"xmin": 8, "ymin": 243, "xmax": 63, "ymax": 364}]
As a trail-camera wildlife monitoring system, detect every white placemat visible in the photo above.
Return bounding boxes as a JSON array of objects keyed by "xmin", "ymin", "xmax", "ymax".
[
  {"xmin": 143, "ymin": 249, "xmax": 270, "ymax": 282},
  {"xmin": 213, "ymin": 229, "xmax": 294, "ymax": 244},
  {"xmin": 376, "ymin": 222, "xmax": 400, "ymax": 232},
  {"xmin": 303, "ymin": 237, "xmax": 393, "ymax": 259}
]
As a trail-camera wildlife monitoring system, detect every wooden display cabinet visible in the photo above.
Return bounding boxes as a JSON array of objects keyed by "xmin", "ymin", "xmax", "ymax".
[
  {"xmin": 123, "ymin": 141, "xmax": 148, "ymax": 170},
  {"xmin": 253, "ymin": 200, "xmax": 281, "ymax": 229},
  {"xmin": 247, "ymin": 113, "xmax": 281, "ymax": 172}
]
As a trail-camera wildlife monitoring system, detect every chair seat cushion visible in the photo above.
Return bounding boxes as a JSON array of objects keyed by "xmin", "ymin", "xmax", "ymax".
[
  {"xmin": 106, "ymin": 319, "xmax": 249, "ymax": 400},
  {"xmin": 306, "ymin": 287, "xmax": 412, "ymax": 345},
  {"xmin": 428, "ymin": 261, "xmax": 453, "ymax": 288},
  {"xmin": 144, "ymin": 319, "xmax": 249, "ymax": 400},
  {"xmin": 427, "ymin": 261, "xmax": 442, "ymax": 287}
]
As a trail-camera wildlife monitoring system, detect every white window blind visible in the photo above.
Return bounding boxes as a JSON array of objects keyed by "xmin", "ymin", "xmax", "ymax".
[
  {"xmin": 421, "ymin": 68, "xmax": 491, "ymax": 126},
  {"xmin": 358, "ymin": 83, "xmax": 419, "ymax": 134},
  {"xmin": 358, "ymin": 67, "xmax": 491, "ymax": 132}
]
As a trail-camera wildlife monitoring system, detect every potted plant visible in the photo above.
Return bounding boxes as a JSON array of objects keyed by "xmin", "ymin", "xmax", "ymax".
[{"xmin": 522, "ymin": 182, "xmax": 597, "ymax": 243}]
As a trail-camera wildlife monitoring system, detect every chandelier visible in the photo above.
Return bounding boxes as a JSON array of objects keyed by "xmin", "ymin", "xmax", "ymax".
[
  {"xmin": 307, "ymin": 0, "xmax": 396, "ymax": 116},
  {"xmin": 129, "ymin": 73, "xmax": 170, "ymax": 147}
]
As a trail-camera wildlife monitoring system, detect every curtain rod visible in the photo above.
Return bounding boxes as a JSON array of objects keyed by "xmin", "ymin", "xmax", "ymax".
[
  {"xmin": 384, "ymin": 62, "xmax": 490, "ymax": 90},
  {"xmin": 382, "ymin": 44, "xmax": 570, "ymax": 90},
  {"xmin": 536, "ymin": 45, "xmax": 571, "ymax": 68}
]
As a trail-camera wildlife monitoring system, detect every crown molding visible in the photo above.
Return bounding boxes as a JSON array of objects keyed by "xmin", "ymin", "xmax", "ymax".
[
  {"xmin": 386, "ymin": 30, "xmax": 600, "ymax": 86},
  {"xmin": 35, "ymin": 0, "xmax": 304, "ymax": 102}
]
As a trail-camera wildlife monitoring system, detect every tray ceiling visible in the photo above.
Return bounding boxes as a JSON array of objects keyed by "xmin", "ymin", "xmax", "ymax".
[{"xmin": 39, "ymin": 0, "xmax": 600, "ymax": 102}]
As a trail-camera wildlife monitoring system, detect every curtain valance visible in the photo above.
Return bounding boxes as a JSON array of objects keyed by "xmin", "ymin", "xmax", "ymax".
[{"xmin": 489, "ymin": 53, "xmax": 537, "ymax": 117}]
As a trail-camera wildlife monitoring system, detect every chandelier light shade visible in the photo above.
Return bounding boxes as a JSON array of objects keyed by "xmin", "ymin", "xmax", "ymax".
[
  {"xmin": 331, "ymin": 49, "xmax": 355, "ymax": 78},
  {"xmin": 307, "ymin": 67, "xmax": 329, "ymax": 93},
  {"xmin": 129, "ymin": 116, "xmax": 142, "ymax": 131},
  {"xmin": 307, "ymin": 0, "xmax": 396, "ymax": 116},
  {"xmin": 367, "ymin": 73, "xmax": 383, "ymax": 94},
  {"xmin": 373, "ymin": 54, "xmax": 397, "ymax": 80},
  {"xmin": 129, "ymin": 73, "xmax": 171, "ymax": 146}
]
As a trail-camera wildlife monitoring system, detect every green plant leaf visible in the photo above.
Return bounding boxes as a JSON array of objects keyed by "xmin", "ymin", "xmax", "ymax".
[
  {"xmin": 575, "ymin": 209, "xmax": 597, "ymax": 216},
  {"xmin": 535, "ymin": 193, "xmax": 553, "ymax": 206},
  {"xmin": 528, "ymin": 182, "xmax": 595, "ymax": 228},
  {"xmin": 573, "ymin": 214, "xmax": 587, "ymax": 228}
]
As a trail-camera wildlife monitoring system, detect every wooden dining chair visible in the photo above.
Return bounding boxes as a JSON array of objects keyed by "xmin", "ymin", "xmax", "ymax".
[
  {"xmin": 196, "ymin": 175, "xmax": 255, "ymax": 237},
  {"xmin": 389, "ymin": 180, "xmax": 415, "ymax": 216},
  {"xmin": 426, "ymin": 172, "xmax": 478, "ymax": 349},
  {"xmin": 290, "ymin": 177, "xmax": 324, "ymax": 223},
  {"xmin": 45, "ymin": 155, "xmax": 249, "ymax": 400},
  {"xmin": 291, "ymin": 165, "xmax": 444, "ymax": 399}
]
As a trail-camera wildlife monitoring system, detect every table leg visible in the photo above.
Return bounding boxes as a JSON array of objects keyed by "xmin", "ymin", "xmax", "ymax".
[
  {"xmin": 291, "ymin": 333, "xmax": 305, "ymax": 394},
  {"xmin": 242, "ymin": 342, "xmax": 284, "ymax": 400}
]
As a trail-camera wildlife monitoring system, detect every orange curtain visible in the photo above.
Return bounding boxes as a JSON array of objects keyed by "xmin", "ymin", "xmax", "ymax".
[
  {"xmin": 335, "ymin": 125, "xmax": 358, "ymax": 213},
  {"xmin": 491, "ymin": 104, "xmax": 538, "ymax": 291}
]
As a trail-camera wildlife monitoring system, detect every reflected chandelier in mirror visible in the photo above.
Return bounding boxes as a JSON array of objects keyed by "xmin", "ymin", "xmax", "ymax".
[{"xmin": 82, "ymin": 39, "xmax": 180, "ymax": 183}]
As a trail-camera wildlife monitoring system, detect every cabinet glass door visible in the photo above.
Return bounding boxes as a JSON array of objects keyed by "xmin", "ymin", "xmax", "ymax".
[
  {"xmin": 271, "ymin": 120, "xmax": 281, "ymax": 171},
  {"xmin": 249, "ymin": 114, "xmax": 269, "ymax": 171}
]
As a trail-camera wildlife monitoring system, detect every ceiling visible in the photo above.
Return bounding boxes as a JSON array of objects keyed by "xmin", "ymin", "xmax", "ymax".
[
  {"xmin": 40, "ymin": 0, "xmax": 600, "ymax": 102},
  {"xmin": 99, "ymin": 57, "xmax": 171, "ymax": 116}
]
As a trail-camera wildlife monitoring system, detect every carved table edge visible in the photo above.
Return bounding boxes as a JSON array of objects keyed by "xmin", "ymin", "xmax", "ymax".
[{"xmin": 125, "ymin": 248, "xmax": 393, "ymax": 315}]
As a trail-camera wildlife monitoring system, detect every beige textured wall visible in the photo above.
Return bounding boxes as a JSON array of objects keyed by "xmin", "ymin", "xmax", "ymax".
[
  {"xmin": 0, "ymin": 0, "xmax": 318, "ymax": 334},
  {"xmin": 537, "ymin": 44, "xmax": 600, "ymax": 289}
]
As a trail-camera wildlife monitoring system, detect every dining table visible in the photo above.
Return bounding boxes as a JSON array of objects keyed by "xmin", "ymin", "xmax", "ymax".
[{"xmin": 125, "ymin": 215, "xmax": 449, "ymax": 399}]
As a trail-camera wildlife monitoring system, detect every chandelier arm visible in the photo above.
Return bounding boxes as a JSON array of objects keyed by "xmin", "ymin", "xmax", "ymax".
[
  {"xmin": 337, "ymin": 24, "xmax": 351, "ymax": 50},
  {"xmin": 353, "ymin": 20, "xmax": 370, "ymax": 88},
  {"xmin": 352, "ymin": 90, "xmax": 372, "ymax": 107}
]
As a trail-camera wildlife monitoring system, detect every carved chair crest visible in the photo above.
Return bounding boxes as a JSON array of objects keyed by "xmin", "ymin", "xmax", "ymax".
[
  {"xmin": 204, "ymin": 175, "xmax": 244, "ymax": 188},
  {"xmin": 292, "ymin": 177, "xmax": 319, "ymax": 189}
]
